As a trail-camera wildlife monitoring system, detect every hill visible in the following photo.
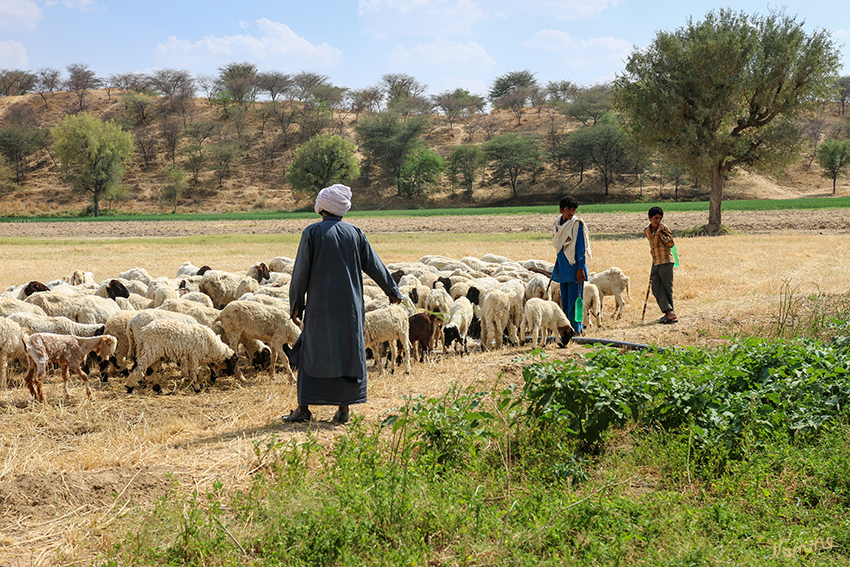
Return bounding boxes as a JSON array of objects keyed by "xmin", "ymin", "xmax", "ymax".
[{"xmin": 0, "ymin": 89, "xmax": 845, "ymax": 217}]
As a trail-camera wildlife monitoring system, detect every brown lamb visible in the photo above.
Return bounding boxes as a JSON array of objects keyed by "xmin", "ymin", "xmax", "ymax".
[{"xmin": 21, "ymin": 332, "xmax": 117, "ymax": 403}]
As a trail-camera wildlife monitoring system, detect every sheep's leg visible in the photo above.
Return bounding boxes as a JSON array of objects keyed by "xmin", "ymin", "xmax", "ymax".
[
  {"xmin": 70, "ymin": 364, "xmax": 93, "ymax": 400},
  {"xmin": 188, "ymin": 356, "xmax": 202, "ymax": 393},
  {"xmin": 0, "ymin": 355, "xmax": 7, "ymax": 390},
  {"xmin": 401, "ymin": 337, "xmax": 411, "ymax": 374},
  {"xmin": 268, "ymin": 346, "xmax": 277, "ymax": 381},
  {"xmin": 275, "ymin": 343, "xmax": 294, "ymax": 385},
  {"xmin": 615, "ymin": 295, "xmax": 624, "ymax": 319},
  {"xmin": 24, "ymin": 360, "xmax": 39, "ymax": 400}
]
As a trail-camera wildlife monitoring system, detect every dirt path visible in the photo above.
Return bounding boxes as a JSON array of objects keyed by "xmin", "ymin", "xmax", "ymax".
[{"xmin": 1, "ymin": 208, "xmax": 848, "ymax": 238}]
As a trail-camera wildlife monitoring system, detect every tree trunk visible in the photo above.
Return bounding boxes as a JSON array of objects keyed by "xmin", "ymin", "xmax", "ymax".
[
  {"xmin": 93, "ymin": 197, "xmax": 100, "ymax": 217},
  {"xmin": 707, "ymin": 165, "xmax": 723, "ymax": 233}
]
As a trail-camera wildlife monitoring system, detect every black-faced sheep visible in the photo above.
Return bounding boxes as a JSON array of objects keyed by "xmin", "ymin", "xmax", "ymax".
[
  {"xmin": 124, "ymin": 319, "xmax": 238, "ymax": 393},
  {"xmin": 443, "ymin": 296, "xmax": 474, "ymax": 355},
  {"xmin": 214, "ymin": 301, "xmax": 300, "ymax": 383}
]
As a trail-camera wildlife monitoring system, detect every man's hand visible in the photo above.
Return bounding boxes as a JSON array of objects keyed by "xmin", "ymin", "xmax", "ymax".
[
  {"xmin": 291, "ymin": 305, "xmax": 302, "ymax": 327},
  {"xmin": 389, "ymin": 295, "xmax": 402, "ymax": 305},
  {"xmin": 576, "ymin": 269, "xmax": 586, "ymax": 283}
]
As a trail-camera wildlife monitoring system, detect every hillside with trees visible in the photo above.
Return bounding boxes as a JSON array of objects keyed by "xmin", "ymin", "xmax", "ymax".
[{"xmin": 0, "ymin": 31, "xmax": 848, "ymax": 218}]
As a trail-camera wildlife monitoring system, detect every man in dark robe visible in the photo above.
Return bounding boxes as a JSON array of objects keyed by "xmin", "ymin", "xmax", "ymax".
[{"xmin": 283, "ymin": 184, "xmax": 402, "ymax": 424}]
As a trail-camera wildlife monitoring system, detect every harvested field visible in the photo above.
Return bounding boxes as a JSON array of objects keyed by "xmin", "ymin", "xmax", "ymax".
[{"xmin": 0, "ymin": 209, "xmax": 849, "ymax": 565}]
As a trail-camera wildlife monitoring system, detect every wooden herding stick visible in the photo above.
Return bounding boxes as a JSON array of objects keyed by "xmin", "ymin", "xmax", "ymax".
[{"xmin": 641, "ymin": 275, "xmax": 652, "ymax": 322}]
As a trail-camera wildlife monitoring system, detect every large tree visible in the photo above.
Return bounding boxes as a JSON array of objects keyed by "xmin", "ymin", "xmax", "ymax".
[
  {"xmin": 354, "ymin": 113, "xmax": 428, "ymax": 196},
  {"xmin": 614, "ymin": 9, "xmax": 840, "ymax": 232},
  {"xmin": 286, "ymin": 133, "xmax": 359, "ymax": 195},
  {"xmin": 52, "ymin": 113, "xmax": 134, "ymax": 217}
]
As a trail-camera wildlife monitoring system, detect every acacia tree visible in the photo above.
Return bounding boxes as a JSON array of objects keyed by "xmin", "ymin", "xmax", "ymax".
[
  {"xmin": 286, "ymin": 133, "xmax": 359, "ymax": 195},
  {"xmin": 482, "ymin": 133, "xmax": 542, "ymax": 197},
  {"xmin": 567, "ymin": 121, "xmax": 628, "ymax": 196},
  {"xmin": 65, "ymin": 63, "xmax": 101, "ymax": 112},
  {"xmin": 614, "ymin": 9, "xmax": 841, "ymax": 233},
  {"xmin": 52, "ymin": 113, "xmax": 134, "ymax": 217},
  {"xmin": 447, "ymin": 144, "xmax": 484, "ymax": 200},
  {"xmin": 489, "ymin": 70, "xmax": 537, "ymax": 126},
  {"xmin": 354, "ymin": 113, "xmax": 428, "ymax": 195},
  {"xmin": 816, "ymin": 139, "xmax": 850, "ymax": 193},
  {"xmin": 836, "ymin": 76, "xmax": 850, "ymax": 116}
]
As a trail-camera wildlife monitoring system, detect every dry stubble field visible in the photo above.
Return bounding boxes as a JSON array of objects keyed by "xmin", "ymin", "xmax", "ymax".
[{"xmin": 1, "ymin": 209, "xmax": 849, "ymax": 566}]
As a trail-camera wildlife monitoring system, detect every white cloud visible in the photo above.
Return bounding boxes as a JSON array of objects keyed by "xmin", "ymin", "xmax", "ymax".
[
  {"xmin": 507, "ymin": 0, "xmax": 621, "ymax": 21},
  {"xmin": 389, "ymin": 39, "xmax": 494, "ymax": 73},
  {"xmin": 0, "ymin": 0, "xmax": 42, "ymax": 31},
  {"xmin": 45, "ymin": 0, "xmax": 99, "ymax": 11},
  {"xmin": 0, "ymin": 40, "xmax": 28, "ymax": 68},
  {"xmin": 834, "ymin": 29, "xmax": 850, "ymax": 39},
  {"xmin": 154, "ymin": 18, "xmax": 342, "ymax": 70},
  {"xmin": 524, "ymin": 29, "xmax": 631, "ymax": 70},
  {"xmin": 358, "ymin": 0, "xmax": 488, "ymax": 38}
]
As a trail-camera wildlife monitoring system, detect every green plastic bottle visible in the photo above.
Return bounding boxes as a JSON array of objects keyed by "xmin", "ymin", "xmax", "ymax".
[
  {"xmin": 575, "ymin": 294, "xmax": 584, "ymax": 322},
  {"xmin": 672, "ymin": 244, "xmax": 680, "ymax": 268}
]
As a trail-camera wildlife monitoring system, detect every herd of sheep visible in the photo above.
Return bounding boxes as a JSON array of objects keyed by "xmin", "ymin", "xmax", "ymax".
[{"xmin": 0, "ymin": 253, "xmax": 632, "ymax": 403}]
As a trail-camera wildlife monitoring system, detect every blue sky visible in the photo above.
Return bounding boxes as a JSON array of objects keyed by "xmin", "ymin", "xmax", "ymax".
[{"xmin": 1, "ymin": 0, "xmax": 848, "ymax": 97}]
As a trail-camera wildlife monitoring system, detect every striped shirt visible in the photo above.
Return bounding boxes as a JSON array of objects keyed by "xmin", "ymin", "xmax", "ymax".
[{"xmin": 644, "ymin": 222, "xmax": 675, "ymax": 265}]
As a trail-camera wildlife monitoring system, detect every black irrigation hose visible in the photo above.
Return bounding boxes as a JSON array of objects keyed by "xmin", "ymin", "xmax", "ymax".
[{"xmin": 569, "ymin": 336, "xmax": 665, "ymax": 352}]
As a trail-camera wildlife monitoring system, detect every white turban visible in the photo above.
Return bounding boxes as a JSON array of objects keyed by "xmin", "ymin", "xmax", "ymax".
[{"xmin": 314, "ymin": 184, "xmax": 352, "ymax": 217}]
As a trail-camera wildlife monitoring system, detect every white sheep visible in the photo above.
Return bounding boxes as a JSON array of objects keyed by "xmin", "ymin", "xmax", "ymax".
[
  {"xmin": 199, "ymin": 270, "xmax": 259, "ymax": 309},
  {"xmin": 525, "ymin": 275, "xmax": 551, "ymax": 302},
  {"xmin": 179, "ymin": 291, "xmax": 215, "ymax": 308},
  {"xmin": 214, "ymin": 301, "xmax": 300, "ymax": 383},
  {"xmin": 520, "ymin": 298, "xmax": 575, "ymax": 349},
  {"xmin": 0, "ymin": 297, "xmax": 47, "ymax": 318},
  {"xmin": 126, "ymin": 309, "xmax": 199, "ymax": 363},
  {"xmin": 0, "ymin": 317, "xmax": 28, "ymax": 390},
  {"xmin": 176, "ymin": 262, "xmax": 202, "ymax": 277},
  {"xmin": 100, "ymin": 310, "xmax": 138, "ymax": 379},
  {"xmin": 480, "ymin": 289, "xmax": 511, "ymax": 350},
  {"xmin": 443, "ymin": 296, "xmax": 473, "ymax": 355},
  {"xmin": 145, "ymin": 278, "xmax": 179, "ymax": 308},
  {"xmin": 118, "ymin": 267, "xmax": 154, "ymax": 286},
  {"xmin": 7, "ymin": 312, "xmax": 105, "ymax": 337},
  {"xmin": 500, "ymin": 279, "xmax": 525, "ymax": 346},
  {"xmin": 124, "ymin": 319, "xmax": 238, "ymax": 393},
  {"xmin": 425, "ymin": 285, "xmax": 453, "ymax": 351},
  {"xmin": 364, "ymin": 304, "xmax": 411, "ymax": 374},
  {"xmin": 583, "ymin": 282, "xmax": 603, "ymax": 329},
  {"xmin": 588, "ymin": 267, "xmax": 632, "ymax": 320},
  {"xmin": 25, "ymin": 292, "xmax": 120, "ymax": 325}
]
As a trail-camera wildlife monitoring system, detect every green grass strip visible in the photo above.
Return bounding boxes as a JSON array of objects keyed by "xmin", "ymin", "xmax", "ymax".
[{"xmin": 2, "ymin": 196, "xmax": 848, "ymax": 223}]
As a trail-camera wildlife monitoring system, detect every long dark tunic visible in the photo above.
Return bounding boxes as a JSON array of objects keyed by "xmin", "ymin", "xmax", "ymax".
[{"xmin": 289, "ymin": 215, "xmax": 400, "ymax": 405}]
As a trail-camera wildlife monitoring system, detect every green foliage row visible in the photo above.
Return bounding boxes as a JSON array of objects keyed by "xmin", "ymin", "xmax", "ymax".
[
  {"xmin": 98, "ymin": 327, "xmax": 850, "ymax": 565},
  {"xmin": 521, "ymin": 333, "xmax": 850, "ymax": 464},
  {"xmin": 3, "ymin": 195, "xmax": 849, "ymax": 223}
]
